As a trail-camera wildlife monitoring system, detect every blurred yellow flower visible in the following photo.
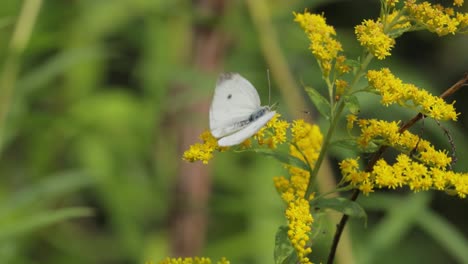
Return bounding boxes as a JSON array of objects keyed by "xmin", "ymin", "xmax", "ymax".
[
  {"xmin": 405, "ymin": 0, "xmax": 467, "ymax": 36},
  {"xmin": 157, "ymin": 257, "xmax": 230, "ymax": 264}
]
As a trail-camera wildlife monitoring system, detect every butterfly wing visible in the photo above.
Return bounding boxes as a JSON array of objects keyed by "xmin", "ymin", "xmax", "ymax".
[
  {"xmin": 209, "ymin": 73, "xmax": 262, "ymax": 138},
  {"xmin": 218, "ymin": 110, "xmax": 276, "ymax": 147}
]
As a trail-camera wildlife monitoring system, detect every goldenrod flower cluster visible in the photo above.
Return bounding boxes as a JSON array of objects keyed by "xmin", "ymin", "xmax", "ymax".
[
  {"xmin": 384, "ymin": 11, "xmax": 412, "ymax": 31},
  {"xmin": 342, "ymin": 118, "xmax": 468, "ymax": 198},
  {"xmin": 157, "ymin": 257, "xmax": 230, "ymax": 264},
  {"xmin": 293, "ymin": 11, "xmax": 343, "ymax": 76},
  {"xmin": 341, "ymin": 154, "xmax": 468, "ymax": 198},
  {"xmin": 254, "ymin": 114, "xmax": 290, "ymax": 149},
  {"xmin": 386, "ymin": 0, "xmax": 399, "ymax": 7},
  {"xmin": 274, "ymin": 120, "xmax": 323, "ymax": 264},
  {"xmin": 355, "ymin": 19, "xmax": 396, "ymax": 60},
  {"xmin": 453, "ymin": 0, "xmax": 464, "ymax": 7},
  {"xmin": 367, "ymin": 68, "xmax": 458, "ymax": 121},
  {"xmin": 356, "ymin": 119, "xmax": 452, "ymax": 167},
  {"xmin": 405, "ymin": 0, "xmax": 468, "ymax": 36},
  {"xmin": 182, "ymin": 131, "xmax": 219, "ymax": 164},
  {"xmin": 183, "ymin": 114, "xmax": 289, "ymax": 164}
]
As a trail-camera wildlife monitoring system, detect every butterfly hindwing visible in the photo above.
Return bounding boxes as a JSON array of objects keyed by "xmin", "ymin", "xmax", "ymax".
[{"xmin": 217, "ymin": 110, "xmax": 276, "ymax": 146}]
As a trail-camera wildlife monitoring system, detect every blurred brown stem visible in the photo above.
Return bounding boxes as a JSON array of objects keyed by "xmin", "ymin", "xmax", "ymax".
[
  {"xmin": 169, "ymin": 0, "xmax": 227, "ymax": 257},
  {"xmin": 327, "ymin": 72, "xmax": 468, "ymax": 264}
]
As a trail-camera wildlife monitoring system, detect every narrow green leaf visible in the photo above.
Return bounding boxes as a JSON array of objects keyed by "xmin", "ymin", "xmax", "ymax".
[
  {"xmin": 343, "ymin": 95, "xmax": 360, "ymax": 114},
  {"xmin": 345, "ymin": 59, "xmax": 361, "ymax": 68},
  {"xmin": 311, "ymin": 197, "xmax": 366, "ymax": 218},
  {"xmin": 0, "ymin": 207, "xmax": 93, "ymax": 241},
  {"xmin": 248, "ymin": 148, "xmax": 309, "ymax": 171},
  {"xmin": 418, "ymin": 210, "xmax": 468, "ymax": 263},
  {"xmin": 305, "ymin": 87, "xmax": 331, "ymax": 119},
  {"xmin": 274, "ymin": 226, "xmax": 298, "ymax": 264},
  {"xmin": 0, "ymin": 171, "xmax": 93, "ymax": 218}
]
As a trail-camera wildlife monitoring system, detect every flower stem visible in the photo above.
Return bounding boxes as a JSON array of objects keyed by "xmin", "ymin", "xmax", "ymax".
[{"xmin": 304, "ymin": 53, "xmax": 374, "ymax": 199}]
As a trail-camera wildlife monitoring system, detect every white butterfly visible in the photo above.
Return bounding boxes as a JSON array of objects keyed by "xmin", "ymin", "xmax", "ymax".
[{"xmin": 209, "ymin": 72, "xmax": 276, "ymax": 147}]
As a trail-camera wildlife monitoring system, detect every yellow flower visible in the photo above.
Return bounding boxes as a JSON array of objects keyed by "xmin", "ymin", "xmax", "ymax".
[
  {"xmin": 158, "ymin": 257, "xmax": 217, "ymax": 264},
  {"xmin": 405, "ymin": 0, "xmax": 466, "ymax": 36},
  {"xmin": 355, "ymin": 19, "xmax": 396, "ymax": 59},
  {"xmin": 183, "ymin": 131, "xmax": 219, "ymax": 164},
  {"xmin": 384, "ymin": 11, "xmax": 411, "ymax": 31},
  {"xmin": 183, "ymin": 114, "xmax": 289, "ymax": 163},
  {"xmin": 294, "ymin": 11, "xmax": 343, "ymax": 76},
  {"xmin": 335, "ymin": 55, "xmax": 351, "ymax": 75},
  {"xmin": 340, "ymin": 152, "xmax": 467, "ymax": 199},
  {"xmin": 346, "ymin": 114, "xmax": 357, "ymax": 130},
  {"xmin": 335, "ymin": 79, "xmax": 349, "ymax": 98},
  {"xmin": 274, "ymin": 120, "xmax": 322, "ymax": 263},
  {"xmin": 291, "ymin": 120, "xmax": 323, "ymax": 168},
  {"xmin": 453, "ymin": 0, "xmax": 464, "ymax": 7},
  {"xmin": 256, "ymin": 113, "xmax": 289, "ymax": 149},
  {"xmin": 366, "ymin": 68, "xmax": 458, "ymax": 121},
  {"xmin": 285, "ymin": 197, "xmax": 314, "ymax": 264}
]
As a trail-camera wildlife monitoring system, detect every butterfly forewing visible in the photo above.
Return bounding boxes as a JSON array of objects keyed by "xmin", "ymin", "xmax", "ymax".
[{"xmin": 209, "ymin": 73, "xmax": 262, "ymax": 138}]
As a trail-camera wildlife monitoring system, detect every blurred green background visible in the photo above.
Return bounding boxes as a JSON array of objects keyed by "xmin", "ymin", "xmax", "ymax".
[{"xmin": 0, "ymin": 0, "xmax": 467, "ymax": 263}]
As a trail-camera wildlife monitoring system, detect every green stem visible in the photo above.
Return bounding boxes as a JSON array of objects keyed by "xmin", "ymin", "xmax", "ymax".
[{"xmin": 304, "ymin": 53, "xmax": 373, "ymax": 199}]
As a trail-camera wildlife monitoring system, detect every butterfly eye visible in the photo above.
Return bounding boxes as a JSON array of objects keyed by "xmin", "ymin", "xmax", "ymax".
[{"xmin": 227, "ymin": 94, "xmax": 232, "ymax": 99}]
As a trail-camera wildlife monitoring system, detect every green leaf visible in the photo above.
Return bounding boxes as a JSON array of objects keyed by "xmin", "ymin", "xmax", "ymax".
[
  {"xmin": 305, "ymin": 87, "xmax": 331, "ymax": 119},
  {"xmin": 0, "ymin": 207, "xmax": 93, "ymax": 241},
  {"xmin": 345, "ymin": 59, "xmax": 361, "ymax": 68},
  {"xmin": 0, "ymin": 171, "xmax": 93, "ymax": 219},
  {"xmin": 332, "ymin": 138, "xmax": 380, "ymax": 153},
  {"xmin": 311, "ymin": 197, "xmax": 366, "ymax": 219},
  {"xmin": 274, "ymin": 226, "xmax": 298, "ymax": 264},
  {"xmin": 343, "ymin": 95, "xmax": 360, "ymax": 114},
  {"xmin": 248, "ymin": 148, "xmax": 309, "ymax": 171}
]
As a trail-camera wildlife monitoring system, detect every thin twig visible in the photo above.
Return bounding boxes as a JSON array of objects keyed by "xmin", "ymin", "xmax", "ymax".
[{"xmin": 326, "ymin": 72, "xmax": 468, "ymax": 264}]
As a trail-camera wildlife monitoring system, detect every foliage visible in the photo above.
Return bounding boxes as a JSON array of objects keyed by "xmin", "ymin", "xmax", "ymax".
[{"xmin": 0, "ymin": 0, "xmax": 467, "ymax": 264}]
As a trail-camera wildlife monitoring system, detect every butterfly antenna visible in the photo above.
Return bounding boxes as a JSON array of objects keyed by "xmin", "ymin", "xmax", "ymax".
[{"xmin": 267, "ymin": 69, "xmax": 271, "ymax": 106}]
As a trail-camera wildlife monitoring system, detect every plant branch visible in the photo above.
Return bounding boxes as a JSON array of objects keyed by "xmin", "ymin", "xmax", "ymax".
[{"xmin": 326, "ymin": 72, "xmax": 468, "ymax": 264}]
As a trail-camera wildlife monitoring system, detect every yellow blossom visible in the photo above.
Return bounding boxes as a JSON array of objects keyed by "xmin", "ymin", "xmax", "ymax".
[
  {"xmin": 453, "ymin": 0, "xmax": 464, "ymax": 7},
  {"xmin": 384, "ymin": 11, "xmax": 412, "ymax": 31},
  {"xmin": 183, "ymin": 114, "xmax": 289, "ymax": 163},
  {"xmin": 386, "ymin": 0, "xmax": 399, "ymax": 7},
  {"xmin": 335, "ymin": 79, "xmax": 349, "ymax": 98},
  {"xmin": 294, "ymin": 11, "xmax": 343, "ymax": 76},
  {"xmin": 158, "ymin": 257, "xmax": 220, "ymax": 264},
  {"xmin": 366, "ymin": 68, "xmax": 458, "ymax": 121},
  {"xmin": 335, "ymin": 55, "xmax": 351, "ymax": 74},
  {"xmin": 346, "ymin": 114, "xmax": 357, "ymax": 130},
  {"xmin": 285, "ymin": 197, "xmax": 314, "ymax": 264},
  {"xmin": 255, "ymin": 113, "xmax": 289, "ymax": 149},
  {"xmin": 355, "ymin": 19, "xmax": 396, "ymax": 59},
  {"xmin": 405, "ymin": 0, "xmax": 467, "ymax": 36},
  {"xmin": 183, "ymin": 131, "xmax": 219, "ymax": 164},
  {"xmin": 275, "ymin": 120, "xmax": 322, "ymax": 263},
  {"xmin": 290, "ymin": 119, "xmax": 323, "ymax": 167},
  {"xmin": 340, "ymin": 152, "xmax": 467, "ymax": 199}
]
